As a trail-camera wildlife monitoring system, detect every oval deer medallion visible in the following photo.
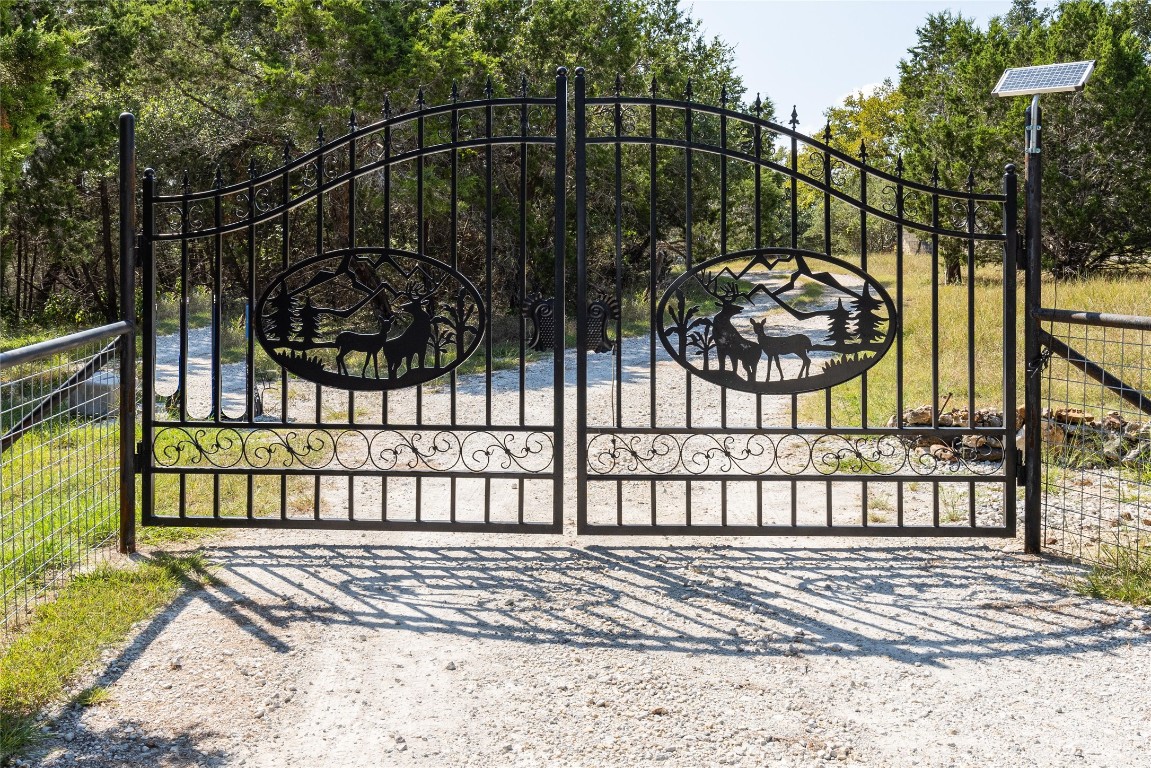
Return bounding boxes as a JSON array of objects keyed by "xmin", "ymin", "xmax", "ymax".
[
  {"xmin": 656, "ymin": 248, "xmax": 897, "ymax": 395},
  {"xmin": 256, "ymin": 248, "xmax": 485, "ymax": 391}
]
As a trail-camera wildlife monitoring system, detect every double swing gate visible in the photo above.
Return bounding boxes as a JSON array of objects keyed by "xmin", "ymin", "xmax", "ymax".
[{"xmin": 136, "ymin": 68, "xmax": 1018, "ymax": 537}]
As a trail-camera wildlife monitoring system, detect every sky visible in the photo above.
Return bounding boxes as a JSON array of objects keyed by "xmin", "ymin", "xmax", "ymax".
[{"xmin": 684, "ymin": 0, "xmax": 1058, "ymax": 129}]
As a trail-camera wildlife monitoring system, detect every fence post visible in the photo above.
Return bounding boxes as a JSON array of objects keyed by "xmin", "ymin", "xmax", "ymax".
[
  {"xmin": 118, "ymin": 113, "xmax": 137, "ymax": 554},
  {"xmin": 1023, "ymin": 99, "xmax": 1043, "ymax": 555}
]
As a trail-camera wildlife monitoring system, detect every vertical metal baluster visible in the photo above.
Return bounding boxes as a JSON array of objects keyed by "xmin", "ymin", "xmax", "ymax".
[
  {"xmin": 614, "ymin": 76, "xmax": 624, "ymax": 526},
  {"xmin": 966, "ymin": 170, "xmax": 977, "ymax": 527},
  {"xmin": 684, "ymin": 80, "xmax": 695, "ymax": 527},
  {"xmin": 381, "ymin": 96, "xmax": 391, "ymax": 521},
  {"xmin": 519, "ymin": 75, "xmax": 529, "ymax": 431},
  {"xmin": 822, "ymin": 123, "xmax": 832, "ymax": 526},
  {"xmin": 552, "ymin": 67, "xmax": 568, "ymax": 531},
  {"xmin": 750, "ymin": 94, "xmax": 765, "ymax": 529},
  {"xmin": 484, "ymin": 79, "xmax": 493, "ymax": 524},
  {"xmin": 648, "ymin": 76, "xmax": 658, "ymax": 526},
  {"xmin": 246, "ymin": 157, "xmax": 257, "ymax": 519},
  {"xmin": 896, "ymin": 155, "xmax": 905, "ymax": 528},
  {"xmin": 859, "ymin": 141, "xmax": 868, "ymax": 526},
  {"xmin": 415, "ymin": 88, "xmax": 425, "ymax": 522},
  {"xmin": 574, "ymin": 68, "xmax": 590, "ymax": 532},
  {"xmin": 718, "ymin": 87, "xmax": 729, "ymax": 441},
  {"xmin": 212, "ymin": 167, "xmax": 223, "ymax": 425},
  {"xmin": 347, "ymin": 112, "xmax": 357, "ymax": 520},
  {"xmin": 931, "ymin": 163, "xmax": 940, "ymax": 527},
  {"xmin": 1003, "ymin": 163, "xmax": 1018, "ymax": 537},
  {"xmin": 280, "ymin": 141, "xmax": 290, "ymax": 520},
  {"xmin": 179, "ymin": 172, "xmax": 189, "ymax": 424},
  {"xmin": 449, "ymin": 85, "xmax": 459, "ymax": 522},
  {"xmin": 789, "ymin": 107, "xmax": 800, "ymax": 504},
  {"xmin": 314, "ymin": 127, "xmax": 324, "ymax": 520}
]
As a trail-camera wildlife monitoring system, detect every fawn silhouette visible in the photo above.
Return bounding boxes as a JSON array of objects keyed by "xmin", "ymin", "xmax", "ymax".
[
  {"xmin": 334, "ymin": 314, "xmax": 393, "ymax": 378},
  {"xmin": 749, "ymin": 318, "xmax": 812, "ymax": 380}
]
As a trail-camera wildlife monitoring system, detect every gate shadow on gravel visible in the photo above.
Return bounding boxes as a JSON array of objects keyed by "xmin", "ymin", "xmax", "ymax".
[{"xmin": 199, "ymin": 543, "xmax": 1140, "ymax": 666}]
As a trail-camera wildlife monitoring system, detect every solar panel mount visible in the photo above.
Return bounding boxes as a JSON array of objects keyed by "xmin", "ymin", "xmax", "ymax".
[{"xmin": 993, "ymin": 61, "xmax": 1095, "ymax": 97}]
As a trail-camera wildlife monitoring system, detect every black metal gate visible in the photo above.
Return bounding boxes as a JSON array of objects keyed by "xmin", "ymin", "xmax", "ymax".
[
  {"xmin": 136, "ymin": 67, "xmax": 1018, "ymax": 537},
  {"xmin": 572, "ymin": 69, "xmax": 1017, "ymax": 535},
  {"xmin": 140, "ymin": 73, "xmax": 568, "ymax": 531}
]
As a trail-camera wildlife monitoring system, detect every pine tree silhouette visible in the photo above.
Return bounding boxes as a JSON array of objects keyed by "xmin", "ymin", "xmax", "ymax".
[
  {"xmin": 267, "ymin": 288, "xmax": 298, "ymax": 342},
  {"xmin": 825, "ymin": 299, "xmax": 856, "ymax": 352},
  {"xmin": 297, "ymin": 298, "xmax": 323, "ymax": 346},
  {"xmin": 851, "ymin": 286, "xmax": 885, "ymax": 348}
]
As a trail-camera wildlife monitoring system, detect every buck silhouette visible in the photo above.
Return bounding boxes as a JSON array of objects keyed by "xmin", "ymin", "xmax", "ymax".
[
  {"xmin": 749, "ymin": 318, "xmax": 812, "ymax": 380},
  {"xmin": 710, "ymin": 292, "xmax": 761, "ymax": 381},
  {"xmin": 334, "ymin": 314, "xmax": 393, "ymax": 378},
  {"xmin": 384, "ymin": 280, "xmax": 443, "ymax": 379}
]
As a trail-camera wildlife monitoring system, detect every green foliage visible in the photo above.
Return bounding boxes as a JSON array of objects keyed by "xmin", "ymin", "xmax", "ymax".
[
  {"xmin": 895, "ymin": 0, "xmax": 1151, "ymax": 277},
  {"xmin": 0, "ymin": 552, "xmax": 215, "ymax": 762},
  {"xmin": 1076, "ymin": 544, "xmax": 1151, "ymax": 604},
  {"xmin": 2, "ymin": 0, "xmax": 750, "ymax": 326}
]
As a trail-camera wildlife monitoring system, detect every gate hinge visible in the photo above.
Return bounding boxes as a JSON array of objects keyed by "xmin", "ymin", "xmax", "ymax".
[
  {"xmin": 1015, "ymin": 448, "xmax": 1026, "ymax": 486},
  {"xmin": 1015, "ymin": 232, "xmax": 1026, "ymax": 270},
  {"xmin": 134, "ymin": 440, "xmax": 146, "ymax": 473}
]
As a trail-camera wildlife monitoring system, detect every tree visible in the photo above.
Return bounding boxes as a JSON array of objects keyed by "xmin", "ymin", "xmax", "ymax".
[
  {"xmin": 897, "ymin": 0, "xmax": 1151, "ymax": 278},
  {"xmin": 825, "ymin": 299, "xmax": 855, "ymax": 352},
  {"xmin": 851, "ymin": 286, "xmax": 885, "ymax": 347}
]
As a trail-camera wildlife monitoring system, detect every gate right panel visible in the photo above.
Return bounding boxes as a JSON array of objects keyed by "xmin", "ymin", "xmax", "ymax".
[{"xmin": 573, "ymin": 69, "xmax": 1019, "ymax": 536}]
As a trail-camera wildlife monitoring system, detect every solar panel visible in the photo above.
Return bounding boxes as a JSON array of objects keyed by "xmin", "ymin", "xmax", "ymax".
[{"xmin": 993, "ymin": 61, "xmax": 1095, "ymax": 97}]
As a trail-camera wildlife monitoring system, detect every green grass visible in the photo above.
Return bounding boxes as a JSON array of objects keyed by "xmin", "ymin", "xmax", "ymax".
[
  {"xmin": 0, "ymin": 553, "xmax": 217, "ymax": 762},
  {"xmin": 1076, "ymin": 545, "xmax": 1151, "ymax": 605}
]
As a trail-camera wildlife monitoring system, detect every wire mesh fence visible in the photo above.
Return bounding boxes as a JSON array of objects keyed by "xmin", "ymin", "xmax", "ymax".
[
  {"xmin": 1, "ymin": 328, "xmax": 128, "ymax": 637},
  {"xmin": 1039, "ymin": 310, "xmax": 1151, "ymax": 568}
]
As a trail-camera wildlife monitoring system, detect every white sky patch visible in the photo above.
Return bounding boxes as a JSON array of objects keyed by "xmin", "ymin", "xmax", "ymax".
[{"xmin": 835, "ymin": 82, "xmax": 886, "ymax": 106}]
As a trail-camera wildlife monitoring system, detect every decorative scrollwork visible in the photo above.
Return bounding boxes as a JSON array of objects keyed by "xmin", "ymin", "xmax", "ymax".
[
  {"xmin": 586, "ymin": 431, "xmax": 1005, "ymax": 477},
  {"xmin": 153, "ymin": 427, "xmax": 554, "ymax": 474},
  {"xmin": 583, "ymin": 293, "xmax": 619, "ymax": 354},
  {"xmin": 523, "ymin": 293, "xmax": 556, "ymax": 351}
]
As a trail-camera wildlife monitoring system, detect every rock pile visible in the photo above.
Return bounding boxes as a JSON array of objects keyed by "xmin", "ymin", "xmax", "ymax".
[
  {"xmin": 1042, "ymin": 407, "xmax": 1151, "ymax": 467},
  {"xmin": 885, "ymin": 405, "xmax": 1012, "ymax": 463}
]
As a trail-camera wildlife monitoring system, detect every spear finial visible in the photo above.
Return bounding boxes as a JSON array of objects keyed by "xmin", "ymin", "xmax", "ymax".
[
  {"xmin": 383, "ymin": 93, "xmax": 391, "ymax": 118},
  {"xmin": 282, "ymin": 138, "xmax": 291, "ymax": 162},
  {"xmin": 896, "ymin": 153, "xmax": 904, "ymax": 176},
  {"xmin": 317, "ymin": 126, "xmax": 325, "ymax": 145},
  {"xmin": 967, "ymin": 168, "xmax": 976, "ymax": 189},
  {"xmin": 720, "ymin": 84, "xmax": 728, "ymax": 109},
  {"xmin": 485, "ymin": 76, "xmax": 493, "ymax": 99},
  {"xmin": 932, "ymin": 162, "xmax": 940, "ymax": 185},
  {"xmin": 417, "ymin": 87, "xmax": 425, "ymax": 109},
  {"xmin": 685, "ymin": 79, "xmax": 693, "ymax": 101},
  {"xmin": 754, "ymin": 93, "xmax": 762, "ymax": 117},
  {"xmin": 520, "ymin": 73, "xmax": 528, "ymax": 98},
  {"xmin": 213, "ymin": 167, "xmax": 223, "ymax": 188},
  {"xmin": 451, "ymin": 81, "xmax": 459, "ymax": 103},
  {"xmin": 859, "ymin": 139, "xmax": 867, "ymax": 163},
  {"xmin": 182, "ymin": 169, "xmax": 190, "ymax": 190},
  {"xmin": 348, "ymin": 110, "xmax": 357, "ymax": 130},
  {"xmin": 615, "ymin": 73, "xmax": 623, "ymax": 97},
  {"xmin": 789, "ymin": 105, "xmax": 799, "ymax": 129},
  {"xmin": 650, "ymin": 75, "xmax": 658, "ymax": 97},
  {"xmin": 823, "ymin": 121, "xmax": 832, "ymax": 144},
  {"xmin": 248, "ymin": 157, "xmax": 257, "ymax": 178}
]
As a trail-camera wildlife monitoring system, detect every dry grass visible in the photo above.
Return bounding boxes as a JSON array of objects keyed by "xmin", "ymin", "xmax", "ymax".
[{"xmin": 795, "ymin": 252, "xmax": 1151, "ymax": 426}]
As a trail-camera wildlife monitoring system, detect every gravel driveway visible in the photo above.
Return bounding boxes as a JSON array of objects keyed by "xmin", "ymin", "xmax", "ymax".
[{"xmin": 23, "ymin": 528, "xmax": 1151, "ymax": 768}]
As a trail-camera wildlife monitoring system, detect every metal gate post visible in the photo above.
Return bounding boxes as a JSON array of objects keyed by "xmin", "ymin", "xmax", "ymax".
[
  {"xmin": 1023, "ymin": 99, "xmax": 1043, "ymax": 555},
  {"xmin": 573, "ymin": 67, "xmax": 588, "ymax": 534},
  {"xmin": 117, "ymin": 113, "xmax": 137, "ymax": 554}
]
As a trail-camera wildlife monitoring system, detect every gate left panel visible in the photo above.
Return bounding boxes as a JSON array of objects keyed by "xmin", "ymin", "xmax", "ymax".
[{"xmin": 140, "ymin": 71, "xmax": 568, "ymax": 532}]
